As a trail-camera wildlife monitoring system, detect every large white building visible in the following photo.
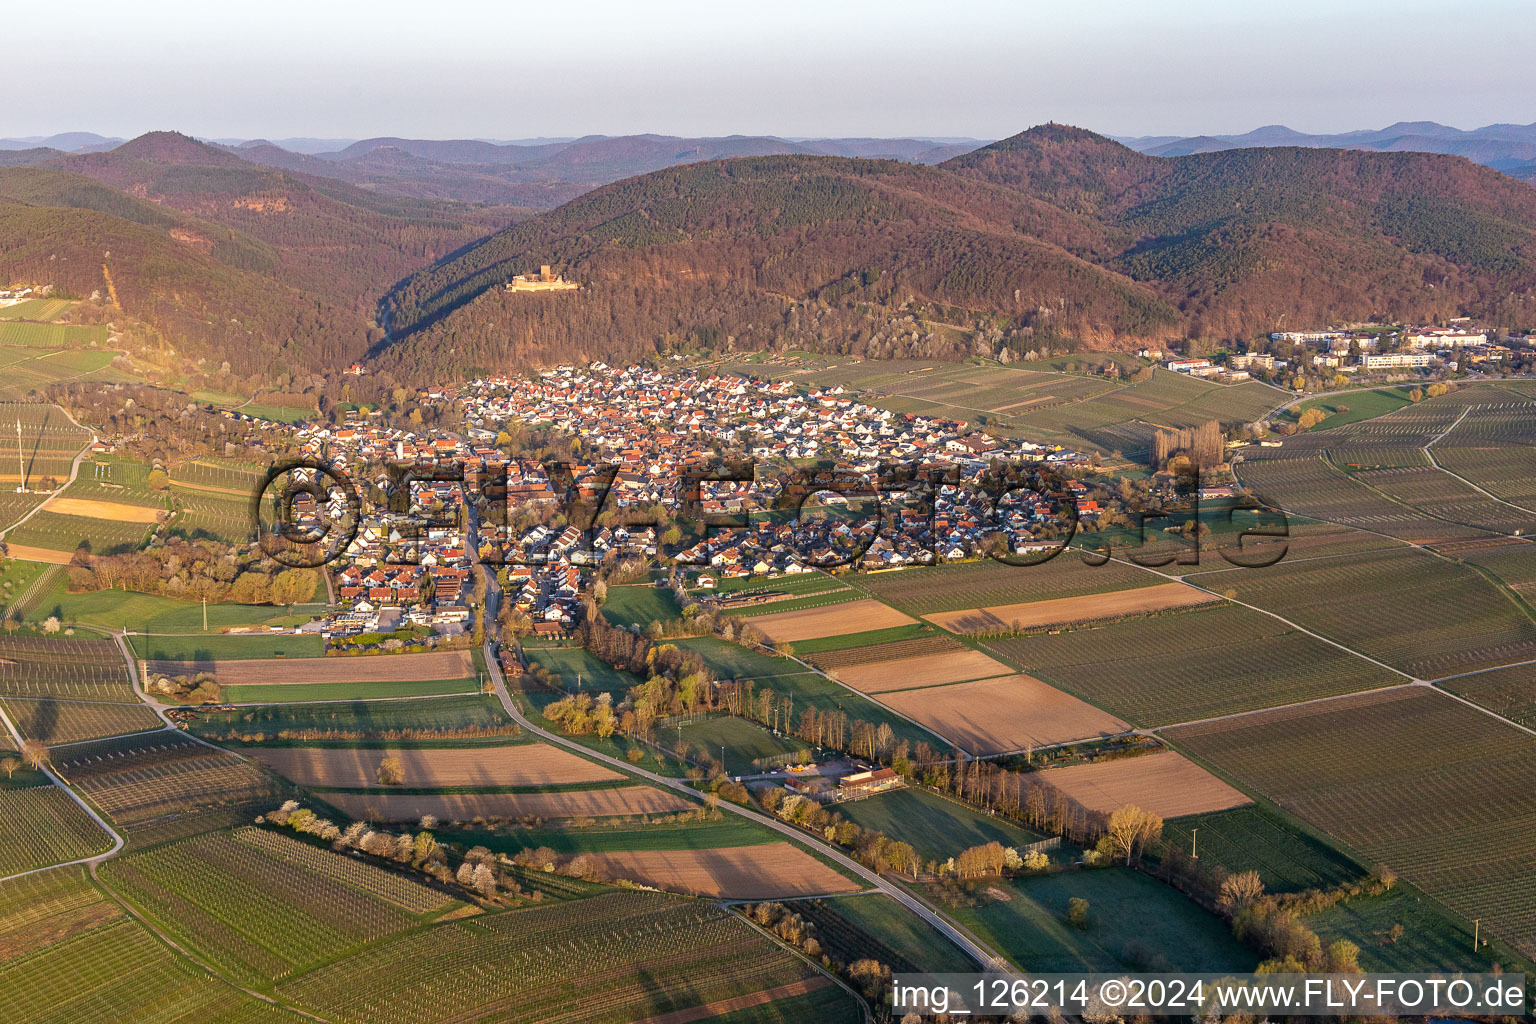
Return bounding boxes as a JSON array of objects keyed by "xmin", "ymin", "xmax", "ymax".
[
  {"xmin": 1360, "ymin": 351, "xmax": 1435, "ymax": 370},
  {"xmin": 1404, "ymin": 329, "xmax": 1487, "ymax": 350}
]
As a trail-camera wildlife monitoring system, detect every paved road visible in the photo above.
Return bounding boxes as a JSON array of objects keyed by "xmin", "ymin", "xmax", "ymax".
[
  {"xmin": 478, "ymin": 584, "xmax": 1005, "ymax": 970},
  {"xmin": 0, "ymin": 404, "xmax": 96, "ymax": 539},
  {"xmin": 0, "ymin": 701, "xmax": 124, "ymax": 884}
]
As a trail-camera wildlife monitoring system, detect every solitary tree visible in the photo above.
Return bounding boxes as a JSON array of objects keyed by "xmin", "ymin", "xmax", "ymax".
[
  {"xmin": 1218, "ymin": 870, "xmax": 1266, "ymax": 911},
  {"xmin": 376, "ymin": 755, "xmax": 405, "ymax": 786},
  {"xmin": 1103, "ymin": 804, "xmax": 1163, "ymax": 866},
  {"xmin": 0, "ymin": 756, "xmax": 20, "ymax": 779},
  {"xmin": 20, "ymin": 739, "xmax": 48, "ymax": 770}
]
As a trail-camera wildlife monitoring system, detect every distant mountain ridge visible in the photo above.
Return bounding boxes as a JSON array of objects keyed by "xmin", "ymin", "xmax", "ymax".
[
  {"xmin": 0, "ymin": 132, "xmax": 525, "ymax": 377},
  {"xmin": 1115, "ymin": 120, "xmax": 1536, "ymax": 170},
  {"xmin": 377, "ymin": 123, "xmax": 1536, "ymax": 380},
  {"xmin": 222, "ymin": 133, "xmax": 986, "ymax": 207},
  {"xmin": 7, "ymin": 124, "xmax": 1536, "ymax": 389}
]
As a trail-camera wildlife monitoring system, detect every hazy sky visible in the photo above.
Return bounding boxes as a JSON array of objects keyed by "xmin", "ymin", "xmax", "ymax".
[{"xmin": 7, "ymin": 0, "xmax": 1534, "ymax": 140}]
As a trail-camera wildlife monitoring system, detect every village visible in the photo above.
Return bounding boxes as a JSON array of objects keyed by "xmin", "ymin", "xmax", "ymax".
[{"xmin": 291, "ymin": 363, "xmax": 1102, "ymax": 640}]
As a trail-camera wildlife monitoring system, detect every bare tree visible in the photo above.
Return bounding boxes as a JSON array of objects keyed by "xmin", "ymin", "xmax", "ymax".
[
  {"xmin": 1103, "ymin": 804, "xmax": 1163, "ymax": 866},
  {"xmin": 20, "ymin": 739, "xmax": 48, "ymax": 771}
]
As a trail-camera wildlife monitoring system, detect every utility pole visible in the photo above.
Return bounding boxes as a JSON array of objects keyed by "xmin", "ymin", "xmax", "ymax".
[
  {"xmin": 1191, "ymin": 827, "xmax": 1199, "ymax": 859},
  {"xmin": 202, "ymin": 597, "xmax": 207, "ymax": 632},
  {"xmin": 1473, "ymin": 919, "xmax": 1479, "ymax": 951},
  {"xmin": 15, "ymin": 418, "xmax": 24, "ymax": 493}
]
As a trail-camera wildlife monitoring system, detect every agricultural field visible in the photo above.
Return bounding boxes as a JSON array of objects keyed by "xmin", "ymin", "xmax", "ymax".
[
  {"xmin": 832, "ymin": 786, "xmax": 1047, "ymax": 863},
  {"xmin": 786, "ymin": 622, "xmax": 941, "ymax": 654},
  {"xmin": 0, "ymin": 319, "xmax": 109, "ymax": 348},
  {"xmin": 226, "ymin": 679, "xmax": 481, "ymax": 705},
  {"xmin": 169, "ymin": 486, "xmax": 258, "ymax": 543},
  {"xmin": 187, "ymin": 694, "xmax": 516, "ymax": 742},
  {"xmin": 805, "ymin": 632, "xmax": 962, "ymax": 668},
  {"xmin": 937, "ymin": 867, "xmax": 1257, "ymax": 973},
  {"xmin": 130, "ymin": 631, "xmax": 326, "ymax": 661},
  {"xmin": 1167, "ymin": 686, "xmax": 1536, "ymax": 958},
  {"xmin": 1305, "ymin": 885, "xmax": 1529, "ymax": 973},
  {"xmin": 58, "ymin": 731, "xmax": 285, "ymax": 826},
  {"xmin": 1160, "ymin": 805, "xmax": 1362, "ymax": 893},
  {"xmin": 0, "ymin": 491, "xmax": 49, "ymax": 536},
  {"xmin": 524, "ymin": 645, "xmax": 642, "ymax": 696},
  {"xmin": 794, "ymin": 893, "xmax": 978, "ymax": 972},
  {"xmin": 247, "ymin": 741, "xmax": 619, "ymax": 789},
  {"xmin": 671, "ymin": 714, "xmax": 810, "ymax": 769},
  {"xmin": 100, "ymin": 829, "xmax": 442, "ymax": 985},
  {"xmin": 852, "ymin": 555, "xmax": 1150, "ymax": 615},
  {"xmin": 0, "ymin": 334, "xmax": 131, "ymax": 397},
  {"xmin": 1346, "ymin": 461, "xmax": 1536, "ymax": 536},
  {"xmin": 926, "ymin": 580, "xmax": 1217, "ymax": 634},
  {"xmin": 1035, "ymin": 750, "xmax": 1252, "ymax": 819},
  {"xmin": 746, "ymin": 597, "xmax": 914, "ymax": 642},
  {"xmin": 170, "ymin": 457, "xmax": 269, "ymax": 494},
  {"xmin": 719, "ymin": 585, "xmax": 861, "ymax": 619},
  {"xmin": 276, "ymin": 890, "xmax": 854, "ymax": 1024},
  {"xmin": 704, "ymin": 667, "xmax": 951, "ymax": 749},
  {"xmin": 1434, "ymin": 444, "xmax": 1536, "ymax": 510},
  {"xmin": 0, "ymin": 297, "xmax": 75, "ymax": 320},
  {"xmin": 669, "ymin": 636, "xmax": 798, "ymax": 678},
  {"xmin": 988, "ymin": 604, "xmax": 1401, "ymax": 725},
  {"xmin": 448, "ymin": 815, "xmax": 781, "ymax": 857},
  {"xmin": 239, "ymin": 401, "xmax": 315, "ymax": 424},
  {"xmin": 34, "ymin": 576, "xmax": 317, "ymax": 631},
  {"xmin": 0, "ymin": 867, "xmax": 308, "ymax": 1024},
  {"xmin": 873, "ymin": 673, "xmax": 1129, "ymax": 755},
  {"xmin": 1287, "ymin": 387, "xmax": 1419, "ymax": 430},
  {"xmin": 826, "ymin": 647, "xmax": 1012, "ymax": 692},
  {"xmin": 577, "ymin": 842, "xmax": 860, "ymax": 899},
  {"xmin": 231, "ymin": 827, "xmax": 458, "ymax": 913},
  {"xmin": 4, "ymin": 507, "xmax": 158, "ymax": 556},
  {"xmin": 1191, "ymin": 544, "xmax": 1536, "ymax": 679},
  {"xmin": 322, "ymin": 785, "xmax": 696, "ymax": 823},
  {"xmin": 1235, "ymin": 449, "xmax": 1478, "ymax": 543},
  {"xmin": 0, "ymin": 697, "xmax": 162, "ymax": 744},
  {"xmin": 0, "ymin": 634, "xmax": 136, "ymax": 702},
  {"xmin": 1442, "ymin": 661, "xmax": 1536, "ymax": 728},
  {"xmin": 0, "ymin": 402, "xmax": 92, "ymax": 490},
  {"xmin": 599, "ymin": 583, "xmax": 682, "ymax": 627},
  {"xmin": 63, "ymin": 456, "xmax": 169, "ymax": 507},
  {"xmin": 0, "ymin": 786, "xmax": 112, "ymax": 876},
  {"xmin": 150, "ymin": 649, "xmax": 475, "ymax": 684},
  {"xmin": 1008, "ymin": 368, "xmax": 1280, "ymax": 451}
]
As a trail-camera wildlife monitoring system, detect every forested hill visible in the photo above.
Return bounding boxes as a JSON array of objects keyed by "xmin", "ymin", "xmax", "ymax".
[
  {"xmin": 376, "ymin": 153, "xmax": 1176, "ymax": 378},
  {"xmin": 0, "ymin": 132, "xmax": 526, "ymax": 380},
  {"xmin": 379, "ymin": 124, "xmax": 1536, "ymax": 379}
]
